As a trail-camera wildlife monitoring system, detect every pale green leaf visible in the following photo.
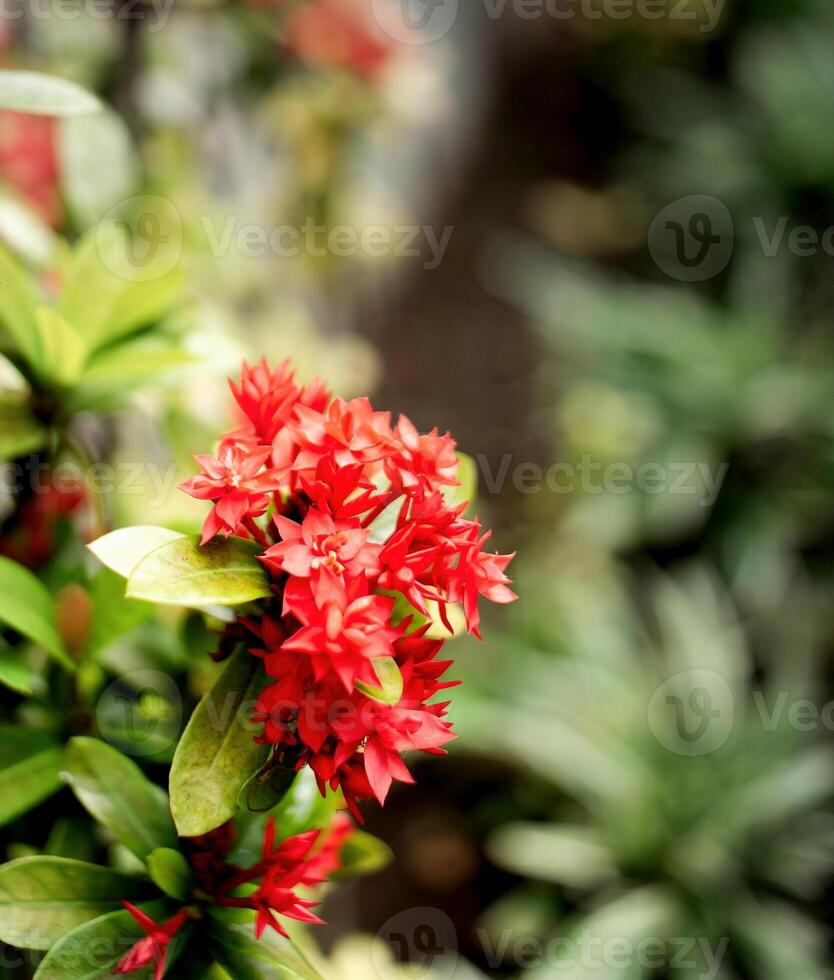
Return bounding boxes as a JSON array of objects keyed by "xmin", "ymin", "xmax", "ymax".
[
  {"xmin": 33, "ymin": 307, "xmax": 88, "ymax": 386},
  {"xmin": 59, "ymin": 107, "xmax": 139, "ymax": 228},
  {"xmin": 88, "ymin": 525, "xmax": 186, "ymax": 580},
  {"xmin": 0, "ymin": 242, "xmax": 41, "ymax": 364},
  {"xmin": 127, "ymin": 536, "xmax": 272, "ymax": 608},
  {"xmin": 57, "ymin": 223, "xmax": 182, "ymax": 352},
  {"xmin": 0, "ymin": 71, "xmax": 100, "ymax": 116},
  {"xmin": 0, "ymin": 192, "xmax": 59, "ymax": 267}
]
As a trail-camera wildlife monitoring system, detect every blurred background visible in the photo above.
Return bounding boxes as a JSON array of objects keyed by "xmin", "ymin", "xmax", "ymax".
[{"xmin": 0, "ymin": 0, "xmax": 833, "ymax": 977}]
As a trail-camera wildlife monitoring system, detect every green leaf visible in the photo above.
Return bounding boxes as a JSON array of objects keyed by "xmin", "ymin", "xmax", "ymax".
[
  {"xmin": 0, "ymin": 646, "xmax": 31, "ymax": 694},
  {"xmin": 0, "ymin": 242, "xmax": 40, "ymax": 364},
  {"xmin": 354, "ymin": 657, "xmax": 403, "ymax": 705},
  {"xmin": 334, "ymin": 830, "xmax": 394, "ymax": 880},
  {"xmin": 0, "ymin": 392, "xmax": 47, "ymax": 461},
  {"xmin": 88, "ymin": 526, "xmax": 186, "ymax": 580},
  {"xmin": 63, "ymin": 737, "xmax": 178, "ymax": 863},
  {"xmin": 0, "ymin": 857, "xmax": 150, "ymax": 950},
  {"xmin": 0, "ymin": 555, "xmax": 73, "ymax": 669},
  {"xmin": 147, "ymin": 848, "xmax": 191, "ymax": 901},
  {"xmin": 33, "ymin": 307, "xmax": 88, "ymax": 386},
  {"xmin": 0, "ymin": 747, "xmax": 64, "ymax": 827},
  {"xmin": 208, "ymin": 918, "xmax": 323, "ymax": 980},
  {"xmin": 86, "ymin": 568, "xmax": 154, "ymax": 657},
  {"xmin": 0, "ymin": 726, "xmax": 57, "ymax": 768},
  {"xmin": 0, "ymin": 71, "xmax": 101, "ymax": 116},
  {"xmin": 57, "ymin": 222, "xmax": 182, "ymax": 352},
  {"xmin": 0, "ymin": 191, "xmax": 58, "ymax": 267},
  {"xmin": 127, "ymin": 536, "xmax": 273, "ymax": 608},
  {"xmin": 33, "ymin": 899, "xmax": 174, "ymax": 980},
  {"xmin": 72, "ymin": 340, "xmax": 194, "ymax": 411},
  {"xmin": 170, "ymin": 647, "xmax": 269, "ymax": 837},
  {"xmin": 59, "ymin": 107, "xmax": 139, "ymax": 229}
]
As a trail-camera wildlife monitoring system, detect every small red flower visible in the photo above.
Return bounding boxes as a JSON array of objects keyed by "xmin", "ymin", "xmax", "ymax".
[
  {"xmin": 229, "ymin": 358, "xmax": 300, "ymax": 445},
  {"xmin": 262, "ymin": 508, "xmax": 378, "ymax": 580},
  {"xmin": 115, "ymin": 904, "xmax": 190, "ymax": 980},
  {"xmin": 213, "ymin": 815, "xmax": 352, "ymax": 939},
  {"xmin": 180, "ymin": 443, "xmax": 282, "ymax": 544},
  {"xmin": 281, "ymin": 570, "xmax": 397, "ymax": 690}
]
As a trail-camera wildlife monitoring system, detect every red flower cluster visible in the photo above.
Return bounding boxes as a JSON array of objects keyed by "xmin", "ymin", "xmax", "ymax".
[
  {"xmin": 116, "ymin": 813, "xmax": 352, "ymax": 978},
  {"xmin": 181, "ymin": 359, "xmax": 516, "ymax": 818}
]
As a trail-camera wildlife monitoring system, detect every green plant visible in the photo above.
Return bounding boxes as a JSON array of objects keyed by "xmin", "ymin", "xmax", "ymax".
[{"xmin": 458, "ymin": 558, "xmax": 834, "ymax": 978}]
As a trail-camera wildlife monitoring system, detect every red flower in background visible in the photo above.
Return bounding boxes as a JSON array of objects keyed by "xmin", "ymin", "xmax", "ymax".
[
  {"xmin": 0, "ymin": 475, "xmax": 87, "ymax": 571},
  {"xmin": 0, "ymin": 110, "xmax": 62, "ymax": 227},
  {"xmin": 282, "ymin": 0, "xmax": 394, "ymax": 81},
  {"xmin": 181, "ymin": 443, "xmax": 282, "ymax": 545},
  {"xmin": 181, "ymin": 358, "xmax": 516, "ymax": 819}
]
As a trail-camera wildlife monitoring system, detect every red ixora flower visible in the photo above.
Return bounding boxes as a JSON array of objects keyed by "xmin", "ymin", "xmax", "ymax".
[
  {"xmin": 115, "ymin": 904, "xmax": 190, "ymax": 980},
  {"xmin": 117, "ymin": 813, "xmax": 353, "ymax": 975},
  {"xmin": 180, "ymin": 442, "xmax": 282, "ymax": 545},
  {"xmin": 181, "ymin": 358, "xmax": 517, "ymax": 818},
  {"xmin": 213, "ymin": 813, "xmax": 353, "ymax": 938}
]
